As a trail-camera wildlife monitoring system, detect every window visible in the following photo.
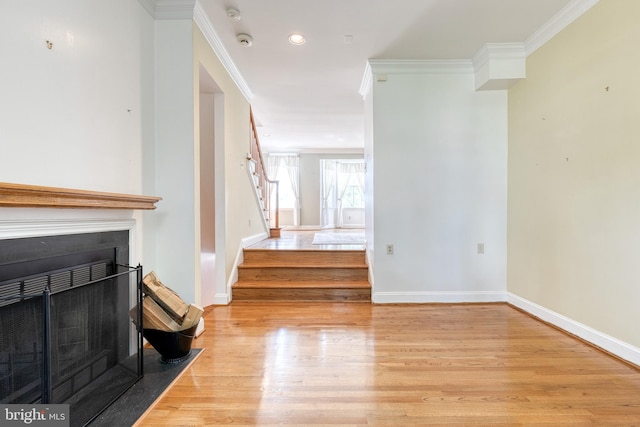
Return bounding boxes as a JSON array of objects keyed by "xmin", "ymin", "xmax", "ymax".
[
  {"xmin": 321, "ymin": 159, "xmax": 365, "ymax": 227},
  {"xmin": 341, "ymin": 184, "xmax": 364, "ymax": 209}
]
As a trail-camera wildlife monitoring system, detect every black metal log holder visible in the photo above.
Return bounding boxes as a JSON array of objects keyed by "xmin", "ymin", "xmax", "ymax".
[{"xmin": 0, "ymin": 263, "xmax": 144, "ymax": 425}]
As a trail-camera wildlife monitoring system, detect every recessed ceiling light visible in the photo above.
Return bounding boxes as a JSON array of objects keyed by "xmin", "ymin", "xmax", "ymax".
[
  {"xmin": 288, "ymin": 34, "xmax": 306, "ymax": 45},
  {"xmin": 226, "ymin": 8, "xmax": 241, "ymax": 21}
]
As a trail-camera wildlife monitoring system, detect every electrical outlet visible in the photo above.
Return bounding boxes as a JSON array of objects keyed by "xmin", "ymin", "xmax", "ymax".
[
  {"xmin": 386, "ymin": 244, "xmax": 394, "ymax": 255},
  {"xmin": 477, "ymin": 243, "xmax": 484, "ymax": 254}
]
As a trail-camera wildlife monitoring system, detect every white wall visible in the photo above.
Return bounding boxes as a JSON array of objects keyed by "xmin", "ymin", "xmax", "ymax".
[
  {"xmin": 0, "ymin": 0, "xmax": 154, "ymax": 267},
  {"xmin": 151, "ymin": 19, "xmax": 197, "ymax": 303},
  {"xmin": 0, "ymin": 0, "xmax": 152, "ymax": 194},
  {"xmin": 0, "ymin": 1, "xmax": 265, "ymax": 308},
  {"xmin": 367, "ymin": 68, "xmax": 507, "ymax": 303}
]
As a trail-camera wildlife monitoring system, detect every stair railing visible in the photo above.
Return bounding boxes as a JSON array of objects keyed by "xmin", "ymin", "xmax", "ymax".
[{"xmin": 248, "ymin": 109, "xmax": 280, "ymax": 237}]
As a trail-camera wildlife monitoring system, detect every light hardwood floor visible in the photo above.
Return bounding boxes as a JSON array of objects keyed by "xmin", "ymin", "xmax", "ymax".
[
  {"xmin": 247, "ymin": 228, "xmax": 365, "ymax": 251},
  {"xmin": 136, "ymin": 302, "xmax": 640, "ymax": 426}
]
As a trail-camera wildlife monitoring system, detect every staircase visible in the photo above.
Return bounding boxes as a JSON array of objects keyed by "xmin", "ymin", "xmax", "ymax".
[
  {"xmin": 248, "ymin": 108, "xmax": 281, "ymax": 237},
  {"xmin": 233, "ymin": 248, "xmax": 371, "ymax": 302}
]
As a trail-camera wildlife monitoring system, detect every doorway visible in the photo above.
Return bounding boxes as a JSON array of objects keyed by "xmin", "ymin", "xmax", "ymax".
[
  {"xmin": 198, "ymin": 65, "xmax": 224, "ymax": 306},
  {"xmin": 320, "ymin": 159, "xmax": 365, "ymax": 228}
]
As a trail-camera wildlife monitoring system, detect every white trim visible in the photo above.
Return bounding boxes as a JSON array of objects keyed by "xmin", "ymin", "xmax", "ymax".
[
  {"xmin": 508, "ymin": 293, "xmax": 640, "ymax": 366},
  {"xmin": 213, "ymin": 292, "xmax": 230, "ymax": 305},
  {"xmin": 193, "ymin": 1, "xmax": 253, "ymax": 102},
  {"xmin": 137, "ymin": 0, "xmax": 156, "ymax": 17},
  {"xmin": 283, "ymin": 225, "xmax": 323, "ymax": 231},
  {"xmin": 360, "ymin": 59, "xmax": 474, "ymax": 100},
  {"xmin": 226, "ymin": 232, "xmax": 269, "ymax": 302},
  {"xmin": 0, "ymin": 217, "xmax": 138, "ymax": 281},
  {"xmin": 359, "ymin": 62, "xmax": 373, "ymax": 100},
  {"xmin": 365, "ymin": 248, "xmax": 374, "ymax": 288},
  {"xmin": 472, "ymin": 42, "xmax": 526, "ymax": 71},
  {"xmin": 525, "ymin": 0, "xmax": 600, "ymax": 56},
  {"xmin": 0, "ymin": 218, "xmax": 136, "ymax": 241},
  {"xmin": 373, "ymin": 291, "xmax": 506, "ymax": 304},
  {"xmin": 368, "ymin": 59, "xmax": 474, "ymax": 75},
  {"xmin": 154, "ymin": 0, "xmax": 196, "ymax": 20},
  {"xmin": 472, "ymin": 42, "xmax": 526, "ymax": 91},
  {"xmin": 139, "ymin": 0, "xmax": 253, "ymax": 101}
]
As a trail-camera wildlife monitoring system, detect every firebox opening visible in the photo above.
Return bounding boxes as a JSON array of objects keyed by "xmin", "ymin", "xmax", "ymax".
[{"xmin": 0, "ymin": 231, "xmax": 142, "ymax": 427}]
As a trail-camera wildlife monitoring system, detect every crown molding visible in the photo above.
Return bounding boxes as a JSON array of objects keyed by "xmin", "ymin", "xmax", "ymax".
[
  {"xmin": 138, "ymin": 0, "xmax": 197, "ymax": 20},
  {"xmin": 472, "ymin": 43, "xmax": 526, "ymax": 71},
  {"xmin": 137, "ymin": 0, "xmax": 253, "ymax": 102},
  {"xmin": 525, "ymin": 0, "xmax": 600, "ymax": 56},
  {"xmin": 193, "ymin": 1, "xmax": 253, "ymax": 102},
  {"xmin": 368, "ymin": 59, "xmax": 474, "ymax": 75},
  {"xmin": 472, "ymin": 43, "xmax": 526, "ymax": 91},
  {"xmin": 359, "ymin": 59, "xmax": 473, "ymax": 99},
  {"xmin": 137, "ymin": 0, "xmax": 156, "ymax": 17}
]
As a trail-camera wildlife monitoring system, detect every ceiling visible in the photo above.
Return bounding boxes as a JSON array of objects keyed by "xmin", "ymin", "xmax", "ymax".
[{"xmin": 200, "ymin": 0, "xmax": 574, "ymax": 153}]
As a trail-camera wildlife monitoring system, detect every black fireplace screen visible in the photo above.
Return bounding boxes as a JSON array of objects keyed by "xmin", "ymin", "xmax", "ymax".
[{"xmin": 0, "ymin": 232, "xmax": 143, "ymax": 427}]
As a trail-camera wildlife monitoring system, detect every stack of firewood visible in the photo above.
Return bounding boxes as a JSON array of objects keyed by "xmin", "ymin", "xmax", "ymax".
[{"xmin": 130, "ymin": 271, "xmax": 203, "ymax": 332}]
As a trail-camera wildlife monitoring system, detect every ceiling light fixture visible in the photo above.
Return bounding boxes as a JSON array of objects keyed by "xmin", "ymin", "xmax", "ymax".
[
  {"xmin": 237, "ymin": 33, "xmax": 253, "ymax": 47},
  {"xmin": 288, "ymin": 33, "xmax": 306, "ymax": 45},
  {"xmin": 226, "ymin": 8, "xmax": 241, "ymax": 21}
]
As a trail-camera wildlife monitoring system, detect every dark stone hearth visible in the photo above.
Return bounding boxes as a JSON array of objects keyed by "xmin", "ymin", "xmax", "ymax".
[{"xmin": 88, "ymin": 348, "xmax": 201, "ymax": 426}]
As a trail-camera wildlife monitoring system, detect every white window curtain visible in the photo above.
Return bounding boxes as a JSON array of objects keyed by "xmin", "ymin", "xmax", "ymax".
[
  {"xmin": 336, "ymin": 162, "xmax": 365, "ymax": 228},
  {"xmin": 266, "ymin": 154, "xmax": 300, "ymax": 227},
  {"xmin": 282, "ymin": 155, "xmax": 300, "ymax": 226},
  {"xmin": 321, "ymin": 160, "xmax": 336, "ymax": 228},
  {"xmin": 266, "ymin": 155, "xmax": 280, "ymax": 181}
]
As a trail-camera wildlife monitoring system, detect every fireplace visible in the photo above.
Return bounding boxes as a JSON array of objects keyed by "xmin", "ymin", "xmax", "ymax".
[{"xmin": 0, "ymin": 230, "xmax": 143, "ymax": 426}]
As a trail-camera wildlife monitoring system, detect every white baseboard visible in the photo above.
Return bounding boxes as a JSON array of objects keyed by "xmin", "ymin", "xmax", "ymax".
[
  {"xmin": 213, "ymin": 293, "xmax": 230, "ymax": 305},
  {"xmin": 508, "ymin": 292, "xmax": 640, "ymax": 366},
  {"xmin": 194, "ymin": 318, "xmax": 205, "ymax": 337},
  {"xmin": 226, "ymin": 232, "xmax": 269, "ymax": 302},
  {"xmin": 373, "ymin": 291, "xmax": 506, "ymax": 304},
  {"xmin": 283, "ymin": 225, "xmax": 322, "ymax": 230},
  {"xmin": 365, "ymin": 248, "xmax": 374, "ymax": 287}
]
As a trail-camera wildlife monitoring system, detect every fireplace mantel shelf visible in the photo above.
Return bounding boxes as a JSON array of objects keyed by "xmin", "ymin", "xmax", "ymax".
[{"xmin": 0, "ymin": 182, "xmax": 161, "ymax": 210}]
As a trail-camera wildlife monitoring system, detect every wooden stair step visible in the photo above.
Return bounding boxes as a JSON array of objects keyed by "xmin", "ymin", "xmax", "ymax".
[
  {"xmin": 242, "ymin": 249, "xmax": 365, "ymax": 267},
  {"xmin": 233, "ymin": 244, "xmax": 370, "ymax": 302},
  {"xmin": 232, "ymin": 284, "xmax": 371, "ymax": 302},
  {"xmin": 233, "ymin": 280, "xmax": 371, "ymax": 289},
  {"xmin": 237, "ymin": 266, "xmax": 368, "ymax": 281},
  {"xmin": 239, "ymin": 262, "xmax": 366, "ymax": 269}
]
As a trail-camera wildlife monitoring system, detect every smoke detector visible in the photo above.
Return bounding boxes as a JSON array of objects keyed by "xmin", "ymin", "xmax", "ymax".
[
  {"xmin": 226, "ymin": 8, "xmax": 241, "ymax": 21},
  {"xmin": 236, "ymin": 33, "xmax": 253, "ymax": 47}
]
